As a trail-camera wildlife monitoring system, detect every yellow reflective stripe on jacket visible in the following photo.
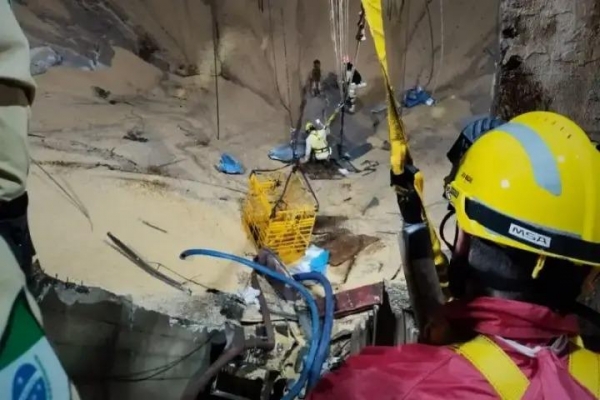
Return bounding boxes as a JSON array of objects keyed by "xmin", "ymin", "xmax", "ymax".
[
  {"xmin": 453, "ymin": 335, "xmax": 600, "ymax": 399},
  {"xmin": 308, "ymin": 132, "xmax": 328, "ymax": 151},
  {"xmin": 570, "ymin": 345, "xmax": 600, "ymax": 398},
  {"xmin": 454, "ymin": 335, "xmax": 529, "ymax": 399}
]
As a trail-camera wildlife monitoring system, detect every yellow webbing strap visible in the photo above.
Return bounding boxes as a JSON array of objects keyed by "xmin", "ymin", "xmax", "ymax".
[
  {"xmin": 569, "ymin": 345, "xmax": 600, "ymax": 398},
  {"xmin": 361, "ymin": 0, "xmax": 449, "ymax": 293},
  {"xmin": 454, "ymin": 335, "xmax": 600, "ymax": 399},
  {"xmin": 454, "ymin": 335, "xmax": 529, "ymax": 400}
]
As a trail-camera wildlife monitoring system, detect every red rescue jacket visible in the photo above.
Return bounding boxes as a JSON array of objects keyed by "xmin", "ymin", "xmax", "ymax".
[{"xmin": 307, "ymin": 297, "xmax": 597, "ymax": 400}]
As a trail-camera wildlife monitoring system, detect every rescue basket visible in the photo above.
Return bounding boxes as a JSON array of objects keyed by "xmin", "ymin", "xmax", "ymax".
[{"xmin": 242, "ymin": 168, "xmax": 318, "ymax": 264}]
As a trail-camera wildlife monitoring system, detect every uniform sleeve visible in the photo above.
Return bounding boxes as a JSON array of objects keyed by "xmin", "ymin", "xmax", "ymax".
[
  {"xmin": 0, "ymin": 0, "xmax": 36, "ymax": 202},
  {"xmin": 306, "ymin": 344, "xmax": 494, "ymax": 400},
  {"xmin": 0, "ymin": 1, "xmax": 37, "ymax": 100},
  {"xmin": 0, "ymin": 4, "xmax": 79, "ymax": 399}
]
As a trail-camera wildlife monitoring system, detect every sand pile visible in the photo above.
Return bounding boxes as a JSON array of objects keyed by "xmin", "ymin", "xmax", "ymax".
[{"xmin": 17, "ymin": 0, "xmax": 498, "ymax": 319}]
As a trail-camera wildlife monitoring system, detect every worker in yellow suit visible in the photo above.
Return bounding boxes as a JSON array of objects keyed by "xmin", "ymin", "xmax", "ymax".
[
  {"xmin": 301, "ymin": 106, "xmax": 342, "ymax": 164},
  {"xmin": 0, "ymin": 2, "xmax": 79, "ymax": 398},
  {"xmin": 302, "ymin": 120, "xmax": 332, "ymax": 163}
]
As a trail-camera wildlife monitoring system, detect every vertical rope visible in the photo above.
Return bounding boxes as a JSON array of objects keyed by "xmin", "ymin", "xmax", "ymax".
[
  {"xmin": 399, "ymin": 0, "xmax": 411, "ymax": 116},
  {"xmin": 431, "ymin": 0, "xmax": 445, "ymax": 98},
  {"xmin": 280, "ymin": 6, "xmax": 293, "ymax": 125},
  {"xmin": 211, "ymin": 4, "xmax": 221, "ymax": 140}
]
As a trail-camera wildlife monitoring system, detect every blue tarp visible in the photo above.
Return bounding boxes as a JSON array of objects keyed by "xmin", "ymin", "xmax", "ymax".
[
  {"xmin": 216, "ymin": 153, "xmax": 245, "ymax": 174},
  {"xmin": 268, "ymin": 139, "xmax": 306, "ymax": 163},
  {"xmin": 269, "ymin": 139, "xmax": 372, "ymax": 164}
]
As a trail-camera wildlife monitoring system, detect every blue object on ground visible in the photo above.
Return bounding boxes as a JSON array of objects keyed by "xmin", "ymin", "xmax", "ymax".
[
  {"xmin": 289, "ymin": 245, "xmax": 330, "ymax": 275},
  {"xmin": 269, "ymin": 140, "xmax": 306, "ymax": 163},
  {"xmin": 293, "ymin": 272, "xmax": 334, "ymax": 391},
  {"xmin": 216, "ymin": 153, "xmax": 245, "ymax": 174},
  {"xmin": 179, "ymin": 249, "xmax": 320, "ymax": 400},
  {"xmin": 308, "ymin": 247, "xmax": 330, "ymax": 275},
  {"xmin": 403, "ymin": 86, "xmax": 434, "ymax": 108}
]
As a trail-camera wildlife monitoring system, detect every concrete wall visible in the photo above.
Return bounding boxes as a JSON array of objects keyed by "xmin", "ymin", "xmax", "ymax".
[
  {"xmin": 493, "ymin": 0, "xmax": 600, "ymax": 138},
  {"xmin": 35, "ymin": 277, "xmax": 213, "ymax": 400}
]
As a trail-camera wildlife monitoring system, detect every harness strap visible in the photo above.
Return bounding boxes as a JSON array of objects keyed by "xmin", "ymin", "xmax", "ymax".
[
  {"xmin": 453, "ymin": 335, "xmax": 528, "ymax": 400},
  {"xmin": 570, "ymin": 344, "xmax": 600, "ymax": 398},
  {"xmin": 453, "ymin": 335, "xmax": 600, "ymax": 399}
]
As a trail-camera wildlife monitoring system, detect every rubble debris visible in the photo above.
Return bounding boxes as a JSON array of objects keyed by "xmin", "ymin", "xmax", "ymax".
[
  {"xmin": 302, "ymin": 160, "xmax": 346, "ymax": 180},
  {"xmin": 137, "ymin": 33, "xmax": 160, "ymax": 62},
  {"xmin": 381, "ymin": 140, "xmax": 391, "ymax": 150},
  {"xmin": 361, "ymin": 196, "xmax": 380, "ymax": 215},
  {"xmin": 313, "ymin": 215, "xmax": 349, "ymax": 234},
  {"xmin": 140, "ymin": 219, "xmax": 168, "ymax": 234},
  {"xmin": 106, "ymin": 232, "xmax": 190, "ymax": 294},
  {"xmin": 360, "ymin": 160, "xmax": 379, "ymax": 176},
  {"xmin": 92, "ymin": 85, "xmax": 111, "ymax": 99},
  {"xmin": 238, "ymin": 286, "xmax": 261, "ymax": 306},
  {"xmin": 123, "ymin": 125, "xmax": 148, "ymax": 142},
  {"xmin": 181, "ymin": 273, "xmax": 275, "ymax": 400},
  {"xmin": 313, "ymin": 228, "xmax": 379, "ymax": 266}
]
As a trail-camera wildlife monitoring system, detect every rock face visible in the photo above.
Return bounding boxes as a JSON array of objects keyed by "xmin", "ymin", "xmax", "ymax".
[
  {"xmin": 494, "ymin": 0, "xmax": 600, "ymax": 347},
  {"xmin": 493, "ymin": 0, "xmax": 600, "ymax": 139}
]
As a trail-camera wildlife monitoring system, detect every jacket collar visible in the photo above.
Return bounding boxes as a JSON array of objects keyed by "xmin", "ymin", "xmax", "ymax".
[{"xmin": 444, "ymin": 297, "xmax": 579, "ymax": 340}]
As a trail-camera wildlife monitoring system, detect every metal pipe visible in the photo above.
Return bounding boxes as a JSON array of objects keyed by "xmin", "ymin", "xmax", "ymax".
[{"xmin": 181, "ymin": 272, "xmax": 275, "ymax": 400}]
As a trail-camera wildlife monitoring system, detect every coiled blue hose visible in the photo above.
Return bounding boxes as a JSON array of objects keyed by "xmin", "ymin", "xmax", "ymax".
[
  {"xmin": 293, "ymin": 272, "xmax": 334, "ymax": 391},
  {"xmin": 180, "ymin": 249, "xmax": 321, "ymax": 400}
]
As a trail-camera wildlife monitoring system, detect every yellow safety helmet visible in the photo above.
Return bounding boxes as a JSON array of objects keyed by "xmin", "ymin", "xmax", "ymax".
[
  {"xmin": 305, "ymin": 121, "xmax": 315, "ymax": 131},
  {"xmin": 446, "ymin": 111, "xmax": 600, "ymax": 267}
]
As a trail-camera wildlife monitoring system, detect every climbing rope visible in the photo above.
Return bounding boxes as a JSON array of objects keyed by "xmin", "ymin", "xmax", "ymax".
[
  {"xmin": 399, "ymin": 0, "xmax": 410, "ymax": 116},
  {"xmin": 386, "ymin": 0, "xmax": 405, "ymax": 20},
  {"xmin": 280, "ymin": 6, "xmax": 293, "ymax": 126},
  {"xmin": 423, "ymin": 0, "xmax": 435, "ymax": 88},
  {"xmin": 211, "ymin": 5, "xmax": 221, "ymax": 140},
  {"xmin": 430, "ymin": 0, "xmax": 445, "ymax": 98},
  {"xmin": 264, "ymin": 0, "xmax": 293, "ymax": 127},
  {"xmin": 329, "ymin": 0, "xmax": 349, "ymax": 95}
]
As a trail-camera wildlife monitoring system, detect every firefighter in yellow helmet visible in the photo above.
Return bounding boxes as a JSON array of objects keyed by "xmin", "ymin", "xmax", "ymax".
[
  {"xmin": 301, "ymin": 104, "xmax": 345, "ymax": 164},
  {"xmin": 302, "ymin": 119, "xmax": 333, "ymax": 164},
  {"xmin": 309, "ymin": 111, "xmax": 600, "ymax": 400},
  {"xmin": 0, "ymin": 2, "xmax": 80, "ymax": 398}
]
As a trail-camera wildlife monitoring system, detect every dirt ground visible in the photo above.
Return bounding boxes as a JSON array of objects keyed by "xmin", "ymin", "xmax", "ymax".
[{"xmin": 16, "ymin": 0, "xmax": 497, "ymax": 319}]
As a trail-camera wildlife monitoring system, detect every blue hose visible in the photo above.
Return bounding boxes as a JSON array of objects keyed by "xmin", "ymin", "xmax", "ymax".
[
  {"xmin": 293, "ymin": 272, "xmax": 334, "ymax": 391},
  {"xmin": 180, "ymin": 249, "xmax": 320, "ymax": 400}
]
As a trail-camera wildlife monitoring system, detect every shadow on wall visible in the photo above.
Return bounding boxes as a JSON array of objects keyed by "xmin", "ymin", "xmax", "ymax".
[
  {"xmin": 33, "ymin": 275, "xmax": 214, "ymax": 400},
  {"xmin": 16, "ymin": 0, "xmax": 498, "ymax": 119}
]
